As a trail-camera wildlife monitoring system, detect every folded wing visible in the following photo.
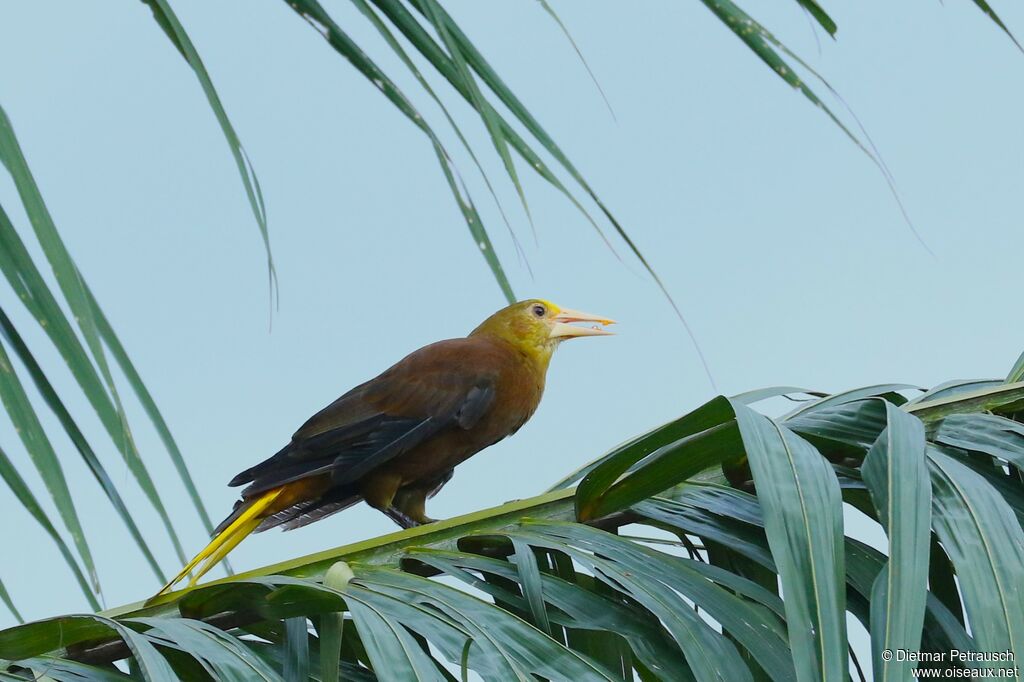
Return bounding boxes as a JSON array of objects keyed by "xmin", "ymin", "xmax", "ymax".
[{"xmin": 226, "ymin": 339, "xmax": 499, "ymax": 512}]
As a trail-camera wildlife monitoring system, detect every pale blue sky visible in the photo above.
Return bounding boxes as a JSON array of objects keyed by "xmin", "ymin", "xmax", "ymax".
[{"xmin": 0, "ymin": 0, "xmax": 1022, "ymax": 645}]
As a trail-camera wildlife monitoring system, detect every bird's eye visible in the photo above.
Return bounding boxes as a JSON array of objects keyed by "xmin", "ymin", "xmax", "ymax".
[{"xmin": 531, "ymin": 304, "xmax": 546, "ymax": 318}]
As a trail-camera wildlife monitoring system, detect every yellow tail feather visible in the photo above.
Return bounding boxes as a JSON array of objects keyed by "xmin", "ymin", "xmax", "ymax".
[{"xmin": 153, "ymin": 488, "xmax": 284, "ymax": 599}]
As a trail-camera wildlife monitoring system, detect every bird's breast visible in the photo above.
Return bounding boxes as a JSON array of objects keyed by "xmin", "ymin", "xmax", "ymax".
[{"xmin": 390, "ymin": 348, "xmax": 545, "ymax": 483}]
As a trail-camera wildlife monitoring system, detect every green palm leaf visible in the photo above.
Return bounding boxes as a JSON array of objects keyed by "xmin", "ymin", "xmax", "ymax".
[
  {"xmin": 0, "ymin": 105, "xmax": 142, "ymax": 468},
  {"xmin": 732, "ymin": 405, "xmax": 846, "ymax": 681},
  {"xmin": 140, "ymin": 0, "xmax": 276, "ymax": 303},
  {"xmin": 0, "ymin": 333, "xmax": 100, "ymax": 598},
  {"xmin": 860, "ymin": 402, "xmax": 931, "ymax": 682},
  {"xmin": 0, "ymin": 307, "xmax": 165, "ymax": 583},
  {"xmin": 0, "ymin": 114, "xmax": 191, "ymax": 566},
  {"xmin": 80, "ymin": 281, "xmax": 220, "ymax": 543},
  {"xmin": 968, "ymin": 0, "xmax": 1023, "ymax": 51},
  {"xmin": 927, "ymin": 448, "xmax": 1024, "ymax": 661},
  {"xmin": 0, "ymin": 443, "xmax": 98, "ymax": 611},
  {"xmin": 285, "ymin": 0, "xmax": 515, "ymax": 303},
  {"xmin": 0, "ymin": 581, "xmax": 21, "ymax": 625}
]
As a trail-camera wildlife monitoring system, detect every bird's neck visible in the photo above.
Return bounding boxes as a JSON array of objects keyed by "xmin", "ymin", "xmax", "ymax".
[{"xmin": 474, "ymin": 332, "xmax": 554, "ymax": 376}]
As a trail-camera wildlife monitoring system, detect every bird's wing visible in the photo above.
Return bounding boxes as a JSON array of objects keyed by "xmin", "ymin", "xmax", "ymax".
[{"xmin": 231, "ymin": 338, "xmax": 499, "ymax": 498}]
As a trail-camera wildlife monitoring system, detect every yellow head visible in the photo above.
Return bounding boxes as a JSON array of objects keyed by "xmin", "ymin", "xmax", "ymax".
[{"xmin": 470, "ymin": 299, "xmax": 615, "ymax": 367}]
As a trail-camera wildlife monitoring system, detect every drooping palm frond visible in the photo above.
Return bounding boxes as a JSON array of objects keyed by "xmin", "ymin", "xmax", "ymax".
[
  {"xmin": 2, "ymin": 353, "xmax": 1022, "ymax": 680},
  {"xmin": 134, "ymin": 0, "xmax": 1024, "ymax": 310},
  {"xmin": 0, "ymin": 0, "xmax": 702, "ymax": 611},
  {"xmin": 139, "ymin": 0, "xmax": 276, "ymax": 305},
  {"xmin": 0, "ymin": 105, "xmax": 215, "ymax": 605}
]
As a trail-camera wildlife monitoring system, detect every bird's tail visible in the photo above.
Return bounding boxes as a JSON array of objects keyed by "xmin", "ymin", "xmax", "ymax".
[{"xmin": 152, "ymin": 488, "xmax": 284, "ymax": 599}]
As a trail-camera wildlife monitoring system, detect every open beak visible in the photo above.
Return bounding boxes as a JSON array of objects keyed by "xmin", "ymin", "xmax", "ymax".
[{"xmin": 549, "ymin": 308, "xmax": 616, "ymax": 339}]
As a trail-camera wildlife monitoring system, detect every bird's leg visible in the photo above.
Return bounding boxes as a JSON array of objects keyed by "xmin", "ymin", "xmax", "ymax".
[
  {"xmin": 361, "ymin": 471, "xmax": 447, "ymax": 529},
  {"xmin": 361, "ymin": 471, "xmax": 405, "ymax": 524}
]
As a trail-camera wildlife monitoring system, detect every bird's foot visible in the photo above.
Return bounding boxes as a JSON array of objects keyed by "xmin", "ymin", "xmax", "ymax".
[{"xmin": 385, "ymin": 507, "xmax": 437, "ymax": 529}]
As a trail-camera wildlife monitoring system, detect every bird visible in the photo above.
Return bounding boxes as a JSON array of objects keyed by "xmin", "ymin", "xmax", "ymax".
[{"xmin": 154, "ymin": 299, "xmax": 614, "ymax": 597}]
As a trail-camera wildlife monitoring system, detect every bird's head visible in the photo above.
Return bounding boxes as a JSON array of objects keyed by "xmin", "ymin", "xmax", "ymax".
[{"xmin": 470, "ymin": 299, "xmax": 614, "ymax": 366}]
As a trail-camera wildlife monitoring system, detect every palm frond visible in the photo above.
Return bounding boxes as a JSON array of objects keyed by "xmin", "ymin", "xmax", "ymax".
[
  {"xmin": 0, "ymin": 307, "xmax": 166, "ymax": 584},
  {"xmin": 0, "ymin": 104, "xmax": 222, "ymax": 601},
  {"xmin": 139, "ymin": 0, "xmax": 276, "ymax": 304},
  {"xmin": 3, "ymin": 358, "xmax": 1024, "ymax": 679}
]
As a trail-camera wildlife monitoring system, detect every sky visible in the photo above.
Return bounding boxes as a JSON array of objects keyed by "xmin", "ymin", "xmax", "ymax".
[{"xmin": 0, "ymin": 0, "xmax": 1022, "ymax": 662}]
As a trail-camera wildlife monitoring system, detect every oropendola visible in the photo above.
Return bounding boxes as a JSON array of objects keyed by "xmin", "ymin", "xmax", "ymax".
[{"xmin": 155, "ymin": 299, "xmax": 614, "ymax": 597}]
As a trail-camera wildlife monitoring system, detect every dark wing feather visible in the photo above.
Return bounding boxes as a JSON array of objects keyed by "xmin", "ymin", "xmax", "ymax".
[
  {"xmin": 239, "ymin": 415, "xmax": 449, "ymax": 499},
  {"xmin": 457, "ymin": 383, "xmax": 495, "ymax": 429},
  {"xmin": 229, "ymin": 413, "xmax": 408, "ymax": 487},
  {"xmin": 255, "ymin": 493, "xmax": 360, "ymax": 532},
  {"xmin": 228, "ymin": 338, "xmax": 499, "ymax": 501},
  {"xmin": 274, "ymin": 501, "xmax": 352, "ymax": 531}
]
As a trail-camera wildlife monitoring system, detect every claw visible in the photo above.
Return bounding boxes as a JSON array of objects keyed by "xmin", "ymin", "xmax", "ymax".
[{"xmin": 384, "ymin": 507, "xmax": 437, "ymax": 529}]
